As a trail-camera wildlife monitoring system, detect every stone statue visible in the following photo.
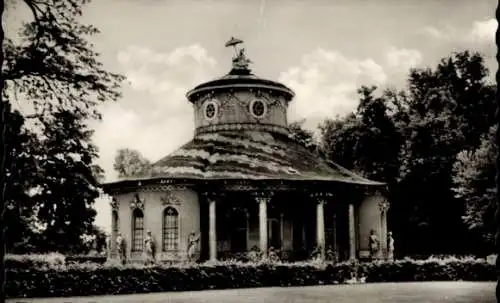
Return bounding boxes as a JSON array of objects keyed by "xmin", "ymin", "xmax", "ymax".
[
  {"xmin": 326, "ymin": 245, "xmax": 337, "ymax": 262},
  {"xmin": 187, "ymin": 231, "xmax": 200, "ymax": 262},
  {"xmin": 368, "ymin": 229, "xmax": 379, "ymax": 260},
  {"xmin": 268, "ymin": 246, "xmax": 280, "ymax": 262},
  {"xmin": 144, "ymin": 230, "xmax": 156, "ymax": 264},
  {"xmin": 387, "ymin": 231, "xmax": 394, "ymax": 261},
  {"xmin": 247, "ymin": 245, "xmax": 262, "ymax": 262},
  {"xmin": 88, "ymin": 239, "xmax": 99, "ymax": 256},
  {"xmin": 116, "ymin": 232, "xmax": 127, "ymax": 265}
]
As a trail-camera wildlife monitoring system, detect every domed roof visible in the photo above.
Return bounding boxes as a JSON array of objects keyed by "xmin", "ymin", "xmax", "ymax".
[
  {"xmin": 105, "ymin": 130, "xmax": 384, "ymax": 186},
  {"xmin": 186, "ymin": 70, "xmax": 295, "ymax": 103}
]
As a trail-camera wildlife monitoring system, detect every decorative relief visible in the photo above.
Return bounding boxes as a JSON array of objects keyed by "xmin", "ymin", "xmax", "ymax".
[
  {"xmin": 201, "ymin": 191, "xmax": 226, "ymax": 199},
  {"xmin": 142, "ymin": 184, "xmax": 190, "ymax": 192},
  {"xmin": 195, "ymin": 123, "xmax": 290, "ymax": 136},
  {"xmin": 251, "ymin": 191, "xmax": 274, "ymax": 203},
  {"xmin": 130, "ymin": 193, "xmax": 144, "ymax": 210},
  {"xmin": 309, "ymin": 192, "xmax": 333, "ymax": 199},
  {"xmin": 110, "ymin": 198, "xmax": 119, "ymax": 210},
  {"xmin": 221, "ymin": 184, "xmax": 291, "ymax": 192},
  {"xmin": 160, "ymin": 191, "xmax": 182, "ymax": 206},
  {"xmin": 378, "ymin": 200, "xmax": 390, "ymax": 213},
  {"xmin": 220, "ymin": 91, "xmax": 247, "ymax": 107}
]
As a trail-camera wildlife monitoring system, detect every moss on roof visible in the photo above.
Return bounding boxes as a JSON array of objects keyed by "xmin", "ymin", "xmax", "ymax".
[{"xmin": 112, "ymin": 131, "xmax": 384, "ymax": 186}]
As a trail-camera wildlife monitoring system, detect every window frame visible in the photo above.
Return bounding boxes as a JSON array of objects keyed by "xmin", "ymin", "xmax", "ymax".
[
  {"xmin": 162, "ymin": 206, "xmax": 181, "ymax": 252},
  {"xmin": 249, "ymin": 99, "xmax": 267, "ymax": 119},
  {"xmin": 131, "ymin": 208, "xmax": 145, "ymax": 253}
]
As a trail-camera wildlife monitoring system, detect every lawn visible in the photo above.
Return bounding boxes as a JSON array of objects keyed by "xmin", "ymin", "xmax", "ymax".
[{"xmin": 8, "ymin": 281, "xmax": 496, "ymax": 303}]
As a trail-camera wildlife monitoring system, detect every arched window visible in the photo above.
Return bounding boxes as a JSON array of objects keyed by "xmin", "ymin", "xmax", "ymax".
[
  {"xmin": 163, "ymin": 207, "xmax": 179, "ymax": 251},
  {"xmin": 132, "ymin": 208, "xmax": 144, "ymax": 252}
]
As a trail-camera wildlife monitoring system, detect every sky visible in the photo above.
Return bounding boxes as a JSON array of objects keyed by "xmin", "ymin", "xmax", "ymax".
[{"xmin": 5, "ymin": 0, "xmax": 498, "ymax": 233}]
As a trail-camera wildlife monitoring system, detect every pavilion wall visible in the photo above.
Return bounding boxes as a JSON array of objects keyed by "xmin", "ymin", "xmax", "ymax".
[
  {"xmin": 357, "ymin": 194, "xmax": 384, "ymax": 259},
  {"xmin": 114, "ymin": 189, "xmax": 200, "ymax": 261},
  {"xmin": 193, "ymin": 90, "xmax": 288, "ymax": 129}
]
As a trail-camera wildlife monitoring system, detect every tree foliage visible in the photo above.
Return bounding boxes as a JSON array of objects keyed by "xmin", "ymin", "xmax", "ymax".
[
  {"xmin": 288, "ymin": 119, "xmax": 320, "ymax": 151},
  {"xmin": 452, "ymin": 125, "xmax": 497, "ymax": 246},
  {"xmin": 3, "ymin": 0, "xmax": 124, "ymax": 120},
  {"xmin": 319, "ymin": 51, "xmax": 496, "ymax": 256},
  {"xmin": 3, "ymin": 0, "xmax": 124, "ymax": 253},
  {"xmin": 113, "ymin": 148, "xmax": 152, "ymax": 179},
  {"xmin": 320, "ymin": 86, "xmax": 404, "ymax": 183}
]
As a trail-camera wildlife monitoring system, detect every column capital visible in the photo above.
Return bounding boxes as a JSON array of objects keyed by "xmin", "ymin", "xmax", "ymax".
[
  {"xmin": 201, "ymin": 191, "xmax": 226, "ymax": 199},
  {"xmin": 378, "ymin": 199, "xmax": 390, "ymax": 213},
  {"xmin": 110, "ymin": 197, "xmax": 119, "ymax": 211},
  {"xmin": 251, "ymin": 191, "xmax": 274, "ymax": 202},
  {"xmin": 309, "ymin": 192, "xmax": 332, "ymax": 204}
]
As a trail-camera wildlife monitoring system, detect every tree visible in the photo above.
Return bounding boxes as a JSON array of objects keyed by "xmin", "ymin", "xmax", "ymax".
[
  {"xmin": 288, "ymin": 119, "xmax": 320, "ymax": 151},
  {"xmin": 3, "ymin": 0, "xmax": 124, "ymax": 121},
  {"xmin": 32, "ymin": 110, "xmax": 103, "ymax": 253},
  {"xmin": 318, "ymin": 51, "xmax": 496, "ymax": 256},
  {"xmin": 4, "ymin": 102, "xmax": 41, "ymax": 253},
  {"xmin": 452, "ymin": 125, "xmax": 497, "ymax": 253},
  {"xmin": 393, "ymin": 51, "xmax": 496, "ymax": 255},
  {"xmin": 113, "ymin": 148, "xmax": 152, "ymax": 179},
  {"xmin": 2, "ymin": 0, "xmax": 124, "ymax": 253},
  {"xmin": 320, "ymin": 86, "xmax": 403, "ymax": 183}
]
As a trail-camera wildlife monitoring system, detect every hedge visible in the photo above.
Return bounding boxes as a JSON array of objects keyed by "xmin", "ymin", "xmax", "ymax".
[{"xmin": 5, "ymin": 256, "xmax": 496, "ymax": 299}]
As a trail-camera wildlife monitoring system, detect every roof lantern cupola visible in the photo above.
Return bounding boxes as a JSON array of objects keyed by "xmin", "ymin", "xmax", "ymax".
[{"xmin": 186, "ymin": 37, "xmax": 295, "ymax": 137}]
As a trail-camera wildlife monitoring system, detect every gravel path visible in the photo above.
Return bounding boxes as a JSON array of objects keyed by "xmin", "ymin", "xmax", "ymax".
[{"xmin": 8, "ymin": 281, "xmax": 496, "ymax": 303}]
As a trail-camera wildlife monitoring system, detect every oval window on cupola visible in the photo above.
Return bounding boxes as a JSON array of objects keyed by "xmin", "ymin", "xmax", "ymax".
[
  {"xmin": 250, "ymin": 99, "xmax": 266, "ymax": 118},
  {"xmin": 204, "ymin": 100, "xmax": 219, "ymax": 121}
]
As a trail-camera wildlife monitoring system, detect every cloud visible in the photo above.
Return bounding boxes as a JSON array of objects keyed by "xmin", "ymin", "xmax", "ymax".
[
  {"xmin": 117, "ymin": 44, "xmax": 217, "ymax": 96},
  {"xmin": 386, "ymin": 47, "xmax": 423, "ymax": 70},
  {"xmin": 90, "ymin": 45, "xmax": 218, "ymax": 232},
  {"xmin": 469, "ymin": 19, "xmax": 497, "ymax": 43},
  {"xmin": 420, "ymin": 26, "xmax": 444, "ymax": 39},
  {"xmin": 419, "ymin": 19, "xmax": 497, "ymax": 44},
  {"xmin": 94, "ymin": 44, "xmax": 218, "ymax": 180},
  {"xmin": 279, "ymin": 48, "xmax": 387, "ymax": 131}
]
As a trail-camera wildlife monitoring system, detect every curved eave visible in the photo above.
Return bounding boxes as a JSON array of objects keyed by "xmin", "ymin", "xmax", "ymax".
[
  {"xmin": 100, "ymin": 175, "xmax": 384, "ymax": 194},
  {"xmin": 185, "ymin": 76, "xmax": 295, "ymax": 102}
]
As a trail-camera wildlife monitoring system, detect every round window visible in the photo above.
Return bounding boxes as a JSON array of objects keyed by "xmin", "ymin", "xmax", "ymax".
[
  {"xmin": 250, "ymin": 100, "xmax": 266, "ymax": 118},
  {"xmin": 204, "ymin": 100, "xmax": 218, "ymax": 120}
]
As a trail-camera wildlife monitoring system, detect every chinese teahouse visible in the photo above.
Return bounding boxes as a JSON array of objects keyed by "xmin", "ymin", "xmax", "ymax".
[{"xmin": 103, "ymin": 38, "xmax": 390, "ymax": 263}]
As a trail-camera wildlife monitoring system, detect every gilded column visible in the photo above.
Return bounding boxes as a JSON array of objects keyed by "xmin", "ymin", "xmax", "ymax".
[
  {"xmin": 208, "ymin": 197, "xmax": 217, "ymax": 261},
  {"xmin": 316, "ymin": 199, "xmax": 326, "ymax": 260},
  {"xmin": 348, "ymin": 203, "xmax": 356, "ymax": 260},
  {"xmin": 110, "ymin": 198, "xmax": 118, "ymax": 258},
  {"xmin": 253, "ymin": 192, "xmax": 272, "ymax": 259},
  {"xmin": 378, "ymin": 199, "xmax": 390, "ymax": 260}
]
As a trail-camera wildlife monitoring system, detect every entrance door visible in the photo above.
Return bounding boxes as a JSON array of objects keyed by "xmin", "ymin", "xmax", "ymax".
[
  {"xmin": 230, "ymin": 209, "xmax": 248, "ymax": 253},
  {"xmin": 325, "ymin": 214, "xmax": 337, "ymax": 250}
]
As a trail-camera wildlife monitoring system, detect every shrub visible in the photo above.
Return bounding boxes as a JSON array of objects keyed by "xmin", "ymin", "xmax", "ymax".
[
  {"xmin": 65, "ymin": 255, "xmax": 107, "ymax": 265},
  {"xmin": 5, "ymin": 253, "xmax": 66, "ymax": 269},
  {"xmin": 5, "ymin": 257, "xmax": 495, "ymax": 299}
]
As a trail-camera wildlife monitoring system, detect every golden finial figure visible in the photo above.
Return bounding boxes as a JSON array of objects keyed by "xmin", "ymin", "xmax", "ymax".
[{"xmin": 225, "ymin": 37, "xmax": 252, "ymax": 71}]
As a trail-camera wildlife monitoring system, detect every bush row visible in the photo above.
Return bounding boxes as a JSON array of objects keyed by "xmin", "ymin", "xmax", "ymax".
[
  {"xmin": 5, "ymin": 253, "xmax": 107, "ymax": 269},
  {"xmin": 6, "ymin": 257, "xmax": 496, "ymax": 299}
]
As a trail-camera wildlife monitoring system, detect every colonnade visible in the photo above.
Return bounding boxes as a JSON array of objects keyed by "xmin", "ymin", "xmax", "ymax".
[{"xmin": 205, "ymin": 192, "xmax": 364, "ymax": 261}]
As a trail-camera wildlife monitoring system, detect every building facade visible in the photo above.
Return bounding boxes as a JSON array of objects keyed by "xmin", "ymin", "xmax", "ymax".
[{"xmin": 103, "ymin": 39, "xmax": 390, "ymax": 262}]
